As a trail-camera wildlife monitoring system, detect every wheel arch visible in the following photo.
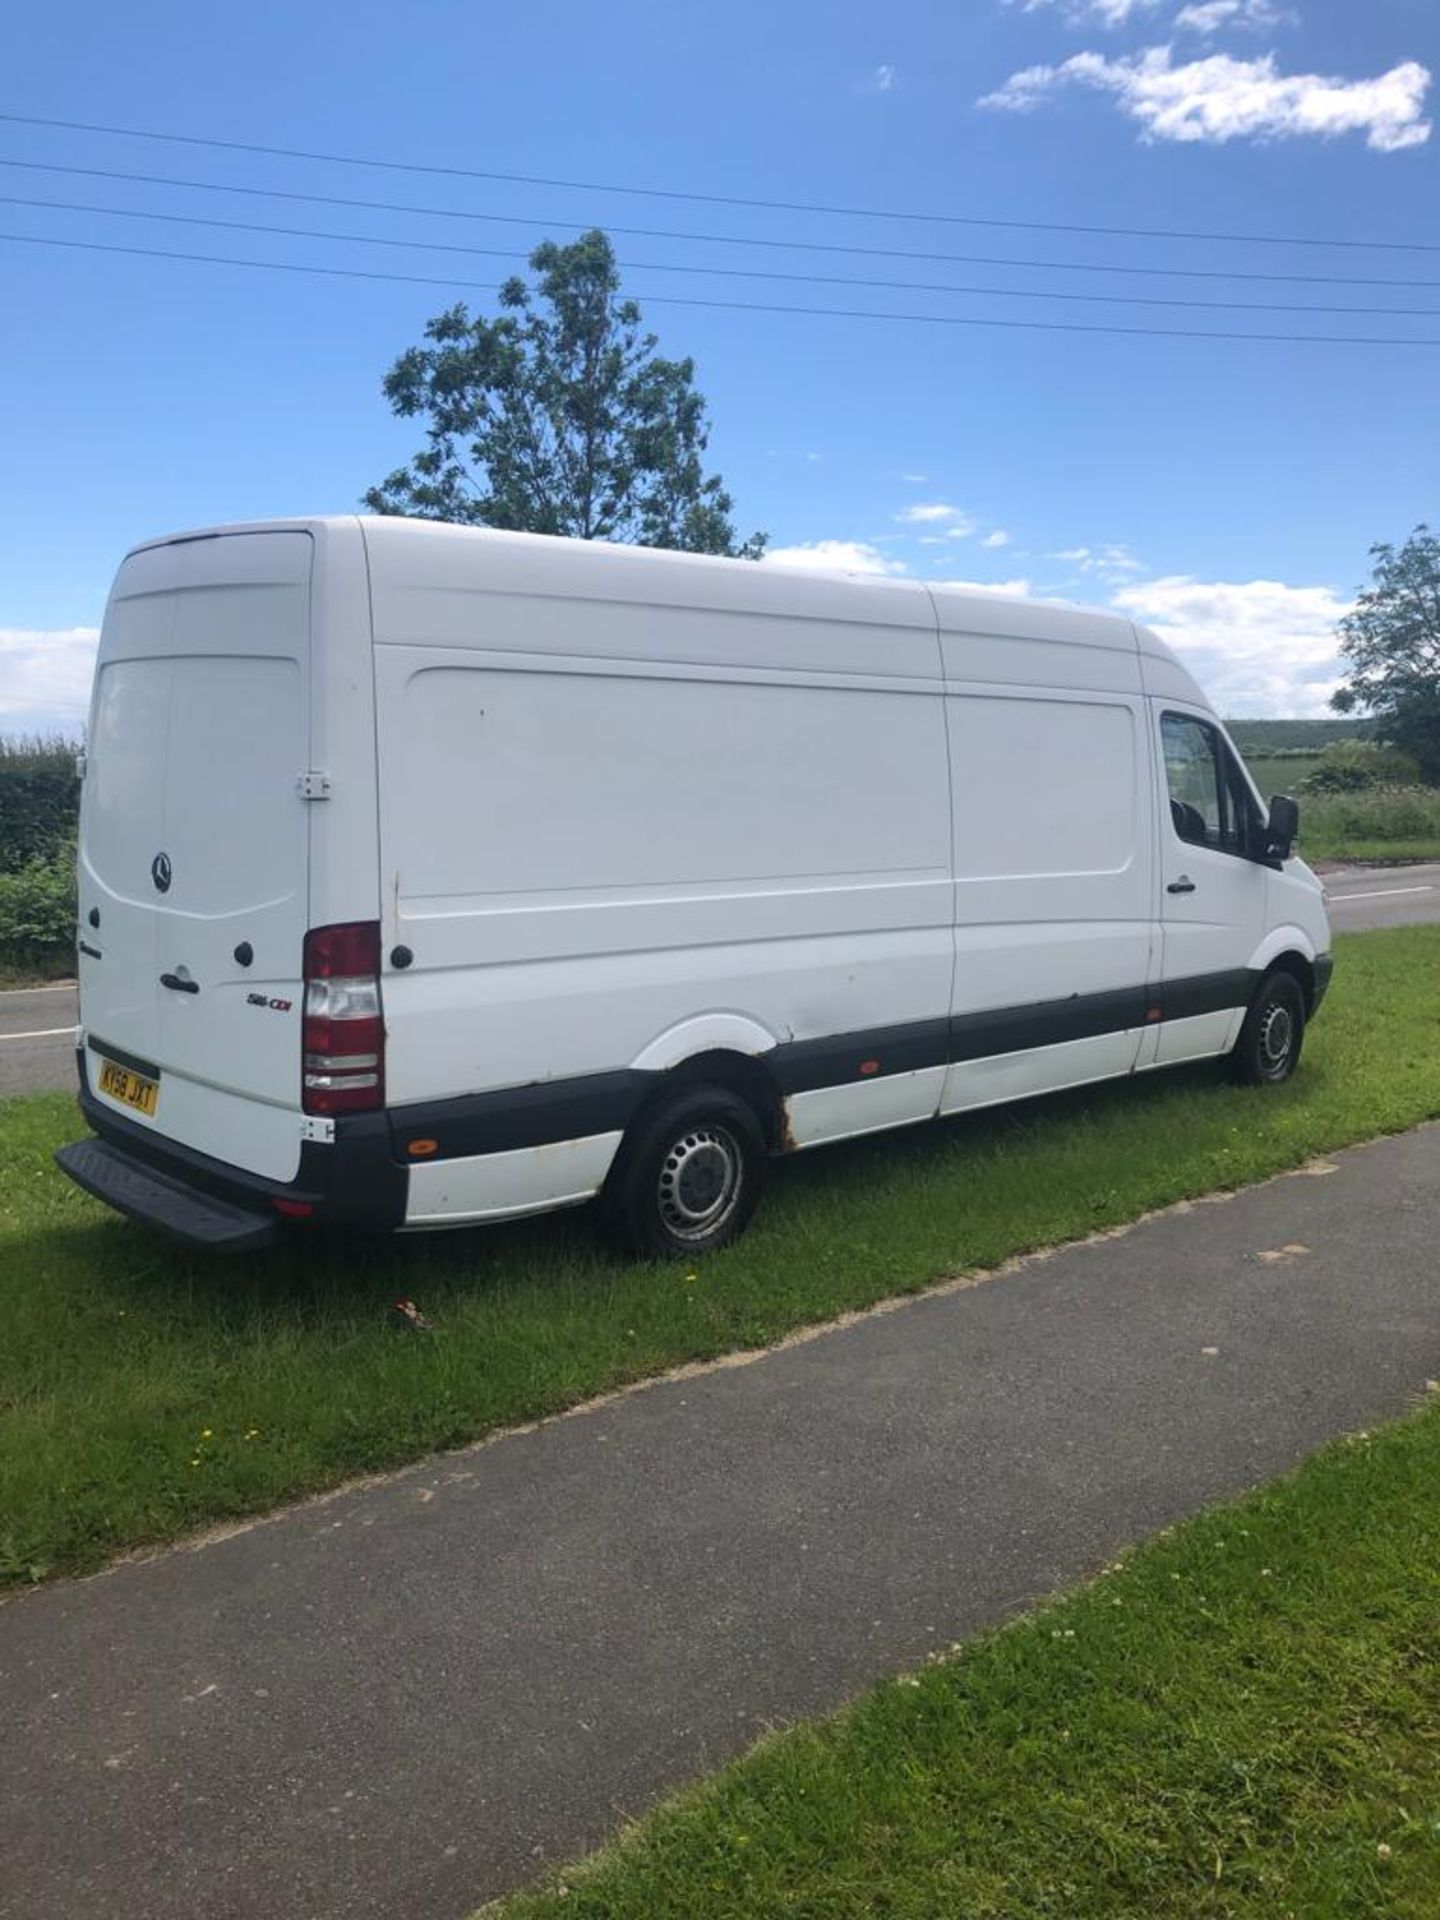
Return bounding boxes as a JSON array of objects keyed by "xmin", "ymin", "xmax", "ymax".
[
  {"xmin": 1248, "ymin": 927, "xmax": 1319, "ymax": 1012},
  {"xmin": 648, "ymin": 1049, "xmax": 789, "ymax": 1153},
  {"xmin": 627, "ymin": 1016, "xmax": 789, "ymax": 1151}
]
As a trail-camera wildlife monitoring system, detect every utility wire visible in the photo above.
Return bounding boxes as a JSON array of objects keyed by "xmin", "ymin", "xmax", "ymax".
[
  {"xmin": 2, "ymin": 109, "xmax": 1436, "ymax": 255},
  {"xmin": 8, "ymin": 231, "xmax": 1440, "ymax": 347},
  {"xmin": 11, "ymin": 193, "xmax": 1440, "ymax": 319},
  {"xmin": 5, "ymin": 158, "xmax": 1439, "ymax": 292}
]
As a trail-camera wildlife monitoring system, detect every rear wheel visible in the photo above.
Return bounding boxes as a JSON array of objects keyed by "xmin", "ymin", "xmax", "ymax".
[
  {"xmin": 1230, "ymin": 970, "xmax": 1306, "ymax": 1085},
  {"xmin": 599, "ymin": 1085, "xmax": 768, "ymax": 1258}
]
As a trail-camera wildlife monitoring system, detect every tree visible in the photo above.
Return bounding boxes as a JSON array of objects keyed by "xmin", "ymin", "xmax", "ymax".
[
  {"xmin": 364, "ymin": 231, "xmax": 764, "ymax": 558},
  {"xmin": 1331, "ymin": 526, "xmax": 1440, "ymax": 783}
]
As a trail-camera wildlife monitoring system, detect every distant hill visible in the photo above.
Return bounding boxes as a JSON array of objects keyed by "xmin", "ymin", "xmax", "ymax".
[{"xmin": 1224, "ymin": 718, "xmax": 1372, "ymax": 754}]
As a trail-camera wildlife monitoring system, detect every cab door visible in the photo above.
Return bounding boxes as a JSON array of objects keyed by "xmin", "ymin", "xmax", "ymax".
[{"xmin": 1151, "ymin": 707, "xmax": 1267, "ymax": 1065}]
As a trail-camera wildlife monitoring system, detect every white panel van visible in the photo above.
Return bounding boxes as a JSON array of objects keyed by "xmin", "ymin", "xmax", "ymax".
[{"xmin": 57, "ymin": 519, "xmax": 1332, "ymax": 1255}]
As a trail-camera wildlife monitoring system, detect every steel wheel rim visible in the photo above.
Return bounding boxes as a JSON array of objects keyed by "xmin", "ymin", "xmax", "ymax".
[
  {"xmin": 657, "ymin": 1124, "xmax": 744, "ymax": 1243},
  {"xmin": 1259, "ymin": 1000, "xmax": 1294, "ymax": 1074}
]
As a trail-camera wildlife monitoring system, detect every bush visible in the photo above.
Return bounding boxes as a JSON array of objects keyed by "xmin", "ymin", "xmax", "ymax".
[
  {"xmin": 1303, "ymin": 785, "xmax": 1440, "ymax": 848},
  {"xmin": 1298, "ymin": 740, "xmax": 1423, "ymax": 795},
  {"xmin": 0, "ymin": 736, "xmax": 82, "ymax": 874},
  {"xmin": 0, "ymin": 847, "xmax": 76, "ymax": 965}
]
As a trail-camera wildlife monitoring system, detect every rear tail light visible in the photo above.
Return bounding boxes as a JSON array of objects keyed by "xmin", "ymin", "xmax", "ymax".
[{"xmin": 302, "ymin": 921, "xmax": 384, "ymax": 1115}]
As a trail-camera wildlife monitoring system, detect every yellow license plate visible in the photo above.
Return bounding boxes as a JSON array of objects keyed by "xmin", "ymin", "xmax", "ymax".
[{"xmin": 97, "ymin": 1058, "xmax": 159, "ymax": 1117}]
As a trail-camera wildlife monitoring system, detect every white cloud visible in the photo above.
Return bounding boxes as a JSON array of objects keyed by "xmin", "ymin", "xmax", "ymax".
[
  {"xmin": 896, "ymin": 502, "xmax": 977, "ymax": 531},
  {"xmin": 981, "ymin": 530, "xmax": 1013, "ymax": 549},
  {"xmin": 900, "ymin": 472, "xmax": 929, "ymax": 484},
  {"xmin": 1113, "ymin": 576, "xmax": 1351, "ymax": 715},
  {"xmin": 1174, "ymin": 0, "xmax": 1292, "ymax": 35},
  {"xmin": 760, "ymin": 540, "xmax": 1033, "ymax": 600},
  {"xmin": 981, "ymin": 48, "xmax": 1431, "ymax": 152},
  {"xmin": 1048, "ymin": 542, "xmax": 1146, "ymax": 579},
  {"xmin": 763, "ymin": 540, "xmax": 907, "ymax": 576},
  {"xmin": 930, "ymin": 577, "xmax": 1034, "ymax": 598},
  {"xmin": 0, "ymin": 628, "xmax": 98, "ymax": 734},
  {"xmin": 1006, "ymin": 0, "xmax": 1160, "ymax": 25}
]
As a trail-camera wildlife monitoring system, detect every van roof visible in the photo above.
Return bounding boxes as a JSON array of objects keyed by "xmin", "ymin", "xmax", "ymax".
[{"xmin": 125, "ymin": 515, "xmax": 1201, "ymax": 693}]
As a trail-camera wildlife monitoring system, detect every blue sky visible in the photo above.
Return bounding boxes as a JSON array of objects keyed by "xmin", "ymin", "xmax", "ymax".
[{"xmin": 1, "ymin": 0, "xmax": 1436, "ymax": 726}]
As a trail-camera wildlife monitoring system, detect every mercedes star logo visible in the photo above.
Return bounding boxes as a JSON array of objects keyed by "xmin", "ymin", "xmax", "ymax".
[{"xmin": 151, "ymin": 851, "xmax": 173, "ymax": 894}]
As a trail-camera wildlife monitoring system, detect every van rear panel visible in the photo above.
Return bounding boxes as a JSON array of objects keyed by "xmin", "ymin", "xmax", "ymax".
[{"xmin": 79, "ymin": 532, "xmax": 314, "ymax": 1183}]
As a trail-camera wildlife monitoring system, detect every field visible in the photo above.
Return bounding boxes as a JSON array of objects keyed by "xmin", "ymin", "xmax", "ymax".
[
  {"xmin": 1238, "ymin": 751, "xmax": 1320, "ymax": 799},
  {"xmin": 3, "ymin": 924, "xmax": 1439, "ymax": 1588},
  {"xmin": 1224, "ymin": 719, "xmax": 1371, "ymax": 753},
  {"xmin": 1229, "ymin": 744, "xmax": 1440, "ymax": 865},
  {"xmin": 490, "ymin": 1396, "xmax": 1440, "ymax": 1920}
]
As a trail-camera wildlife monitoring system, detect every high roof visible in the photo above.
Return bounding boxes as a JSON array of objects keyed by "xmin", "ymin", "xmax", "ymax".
[{"xmin": 124, "ymin": 514, "xmax": 1209, "ymax": 705}]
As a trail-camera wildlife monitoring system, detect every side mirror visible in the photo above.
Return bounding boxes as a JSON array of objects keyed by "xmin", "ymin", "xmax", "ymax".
[{"xmin": 1264, "ymin": 794, "xmax": 1299, "ymax": 862}]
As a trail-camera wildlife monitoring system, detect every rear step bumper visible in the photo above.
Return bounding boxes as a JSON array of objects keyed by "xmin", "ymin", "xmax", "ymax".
[
  {"xmin": 55, "ymin": 1139, "xmax": 282, "ymax": 1252},
  {"xmin": 58, "ymin": 1061, "xmax": 410, "ymax": 1249}
]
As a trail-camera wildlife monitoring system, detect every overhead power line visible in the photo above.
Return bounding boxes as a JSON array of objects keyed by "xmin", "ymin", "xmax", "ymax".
[
  {"xmin": 2, "ymin": 109, "xmax": 1436, "ymax": 256},
  {"xmin": 6, "ymin": 158, "xmax": 1440, "ymax": 294},
  {"xmin": 11, "ymin": 194, "xmax": 1440, "ymax": 319},
  {"xmin": 7, "ymin": 231, "xmax": 1440, "ymax": 348}
]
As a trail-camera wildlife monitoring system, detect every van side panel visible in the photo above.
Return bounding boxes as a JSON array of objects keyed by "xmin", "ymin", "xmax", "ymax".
[
  {"xmin": 931, "ymin": 595, "xmax": 1157, "ymax": 1115},
  {"xmin": 375, "ymin": 650, "xmax": 953, "ymax": 1080},
  {"xmin": 365, "ymin": 533, "xmax": 953, "ymax": 1221}
]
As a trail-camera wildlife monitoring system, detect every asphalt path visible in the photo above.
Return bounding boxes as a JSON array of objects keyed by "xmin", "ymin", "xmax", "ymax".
[
  {"xmin": 2, "ymin": 863, "xmax": 1437, "ymax": 1102},
  {"xmin": 1321, "ymin": 860, "xmax": 1440, "ymax": 930},
  {"xmin": 3, "ymin": 1121, "xmax": 1439, "ymax": 1920},
  {"xmin": 0, "ymin": 981, "xmax": 77, "ymax": 1097}
]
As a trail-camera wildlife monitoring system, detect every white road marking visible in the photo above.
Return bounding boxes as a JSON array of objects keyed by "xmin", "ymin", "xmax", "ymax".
[
  {"xmin": 0, "ymin": 980, "xmax": 75, "ymax": 995},
  {"xmin": 0, "ymin": 1025, "xmax": 77, "ymax": 1042},
  {"xmin": 1329, "ymin": 885, "xmax": 1435, "ymax": 904}
]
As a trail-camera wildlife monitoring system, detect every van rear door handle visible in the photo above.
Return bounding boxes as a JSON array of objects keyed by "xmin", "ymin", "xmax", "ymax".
[
  {"xmin": 159, "ymin": 972, "xmax": 200, "ymax": 994},
  {"xmin": 1167, "ymin": 877, "xmax": 1196, "ymax": 895}
]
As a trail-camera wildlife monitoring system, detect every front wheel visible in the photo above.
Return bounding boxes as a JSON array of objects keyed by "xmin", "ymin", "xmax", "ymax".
[
  {"xmin": 1230, "ymin": 970, "xmax": 1306, "ymax": 1085},
  {"xmin": 599, "ymin": 1085, "xmax": 768, "ymax": 1259}
]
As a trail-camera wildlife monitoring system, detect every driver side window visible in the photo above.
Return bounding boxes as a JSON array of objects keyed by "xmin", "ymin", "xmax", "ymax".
[{"xmin": 1161, "ymin": 712, "xmax": 1257, "ymax": 858}]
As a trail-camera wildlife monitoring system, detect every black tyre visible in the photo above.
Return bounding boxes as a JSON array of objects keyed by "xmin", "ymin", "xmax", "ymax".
[
  {"xmin": 600, "ymin": 1085, "xmax": 768, "ymax": 1258},
  {"xmin": 1230, "ymin": 970, "xmax": 1306, "ymax": 1085}
]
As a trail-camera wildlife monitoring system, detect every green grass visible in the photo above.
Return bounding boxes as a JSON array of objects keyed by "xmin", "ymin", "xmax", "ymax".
[
  {"xmin": 0, "ymin": 957, "xmax": 74, "ymax": 989},
  {"xmin": 3, "ymin": 925, "xmax": 1439, "ymax": 1588},
  {"xmin": 1301, "ymin": 788, "xmax": 1440, "ymax": 866},
  {"xmin": 486, "ymin": 1398, "xmax": 1440, "ymax": 1920},
  {"xmin": 1310, "ymin": 840, "xmax": 1440, "ymax": 867},
  {"xmin": 1230, "ymin": 758, "xmax": 1440, "ymax": 865},
  {"xmin": 1240, "ymin": 751, "xmax": 1322, "ymax": 799}
]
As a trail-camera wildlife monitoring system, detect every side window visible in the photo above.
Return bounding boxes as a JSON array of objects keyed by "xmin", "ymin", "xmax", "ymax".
[{"xmin": 1161, "ymin": 713, "xmax": 1258, "ymax": 858}]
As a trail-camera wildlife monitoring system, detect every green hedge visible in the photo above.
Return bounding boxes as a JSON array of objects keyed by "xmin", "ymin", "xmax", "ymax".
[
  {"xmin": 1297, "ymin": 741, "xmax": 1423, "ymax": 795},
  {"xmin": 1303, "ymin": 785, "xmax": 1440, "ymax": 851},
  {"xmin": 0, "ymin": 754, "xmax": 81, "ymax": 874},
  {"xmin": 0, "ymin": 849, "xmax": 76, "ymax": 966}
]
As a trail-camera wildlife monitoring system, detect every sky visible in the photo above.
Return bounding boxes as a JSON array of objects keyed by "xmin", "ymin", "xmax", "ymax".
[{"xmin": 1, "ymin": 0, "xmax": 1437, "ymax": 730}]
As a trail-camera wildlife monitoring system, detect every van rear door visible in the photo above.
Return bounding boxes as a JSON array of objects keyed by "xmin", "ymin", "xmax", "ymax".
[{"xmin": 79, "ymin": 531, "xmax": 313, "ymax": 1182}]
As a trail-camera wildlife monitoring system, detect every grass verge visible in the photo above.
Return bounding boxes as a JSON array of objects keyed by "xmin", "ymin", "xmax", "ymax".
[
  {"xmin": 1309, "ymin": 839, "xmax": 1440, "ymax": 867},
  {"xmin": 486, "ymin": 1397, "xmax": 1440, "ymax": 1920},
  {"xmin": 3, "ymin": 925, "xmax": 1439, "ymax": 1588},
  {"xmin": 1301, "ymin": 788, "xmax": 1440, "ymax": 865},
  {"xmin": 0, "ymin": 959, "xmax": 75, "ymax": 989}
]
